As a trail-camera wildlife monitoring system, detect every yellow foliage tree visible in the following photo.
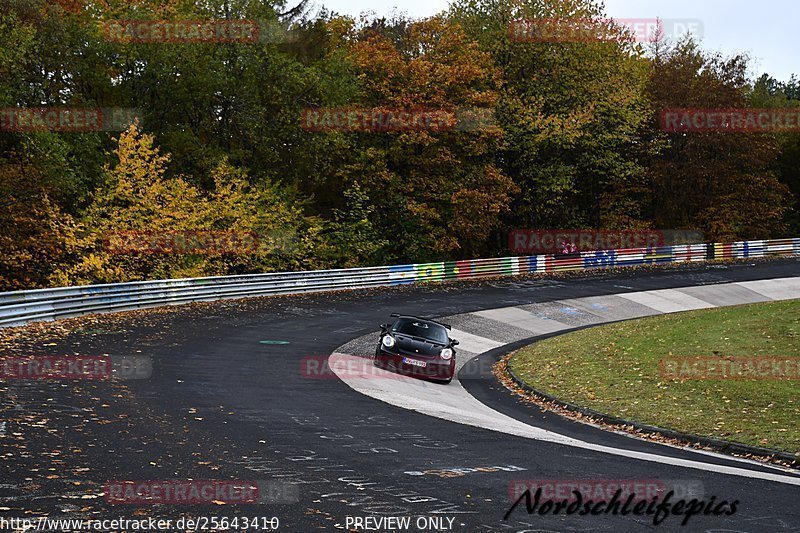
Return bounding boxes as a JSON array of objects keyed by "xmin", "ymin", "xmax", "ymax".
[
  {"xmin": 0, "ymin": 164, "xmax": 79, "ymax": 290},
  {"xmin": 59, "ymin": 123, "xmax": 210, "ymax": 283}
]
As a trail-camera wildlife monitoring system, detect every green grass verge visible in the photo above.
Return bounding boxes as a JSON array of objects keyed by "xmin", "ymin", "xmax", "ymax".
[{"xmin": 508, "ymin": 300, "xmax": 800, "ymax": 455}]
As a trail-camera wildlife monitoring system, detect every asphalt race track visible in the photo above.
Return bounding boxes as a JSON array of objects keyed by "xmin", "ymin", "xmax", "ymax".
[{"xmin": 1, "ymin": 259, "xmax": 799, "ymax": 532}]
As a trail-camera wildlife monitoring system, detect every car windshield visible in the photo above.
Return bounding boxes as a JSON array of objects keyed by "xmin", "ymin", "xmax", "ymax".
[{"xmin": 391, "ymin": 318, "xmax": 449, "ymax": 344}]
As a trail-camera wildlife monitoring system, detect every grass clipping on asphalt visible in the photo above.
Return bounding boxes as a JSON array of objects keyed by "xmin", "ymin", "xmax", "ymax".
[{"xmin": 508, "ymin": 300, "xmax": 799, "ymax": 455}]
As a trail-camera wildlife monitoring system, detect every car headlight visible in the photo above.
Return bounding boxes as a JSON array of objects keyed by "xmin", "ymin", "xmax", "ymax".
[
  {"xmin": 440, "ymin": 347, "xmax": 453, "ymax": 360},
  {"xmin": 382, "ymin": 335, "xmax": 395, "ymax": 348}
]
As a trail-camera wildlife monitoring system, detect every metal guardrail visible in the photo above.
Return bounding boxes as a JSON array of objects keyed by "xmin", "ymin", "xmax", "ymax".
[{"xmin": 1, "ymin": 238, "xmax": 798, "ymax": 328}]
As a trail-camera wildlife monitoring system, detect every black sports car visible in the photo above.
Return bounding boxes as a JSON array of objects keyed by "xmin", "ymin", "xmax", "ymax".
[{"xmin": 373, "ymin": 314, "xmax": 459, "ymax": 383}]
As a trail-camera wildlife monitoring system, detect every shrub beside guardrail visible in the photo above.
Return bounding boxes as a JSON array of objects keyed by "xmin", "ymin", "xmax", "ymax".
[{"xmin": 0, "ymin": 238, "xmax": 797, "ymax": 328}]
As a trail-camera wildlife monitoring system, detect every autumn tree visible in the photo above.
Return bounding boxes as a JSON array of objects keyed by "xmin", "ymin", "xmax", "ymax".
[
  {"xmin": 0, "ymin": 161, "xmax": 79, "ymax": 290},
  {"xmin": 750, "ymin": 74, "xmax": 800, "ymax": 236},
  {"xmin": 645, "ymin": 39, "xmax": 789, "ymax": 240},
  {"xmin": 58, "ymin": 124, "xmax": 208, "ymax": 283},
  {"xmin": 450, "ymin": 0, "xmax": 653, "ymax": 234},
  {"xmin": 335, "ymin": 16, "xmax": 518, "ymax": 260},
  {"xmin": 1, "ymin": 0, "xmax": 798, "ymax": 289},
  {"xmin": 203, "ymin": 158, "xmax": 323, "ymax": 274}
]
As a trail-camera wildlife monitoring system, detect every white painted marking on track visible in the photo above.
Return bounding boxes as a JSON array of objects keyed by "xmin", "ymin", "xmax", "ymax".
[
  {"xmin": 448, "ymin": 328, "xmax": 504, "ymax": 354},
  {"xmin": 473, "ymin": 308, "xmax": 569, "ymax": 334},
  {"xmin": 617, "ymin": 288, "xmax": 715, "ymax": 313},
  {"xmin": 738, "ymin": 277, "xmax": 800, "ymax": 301}
]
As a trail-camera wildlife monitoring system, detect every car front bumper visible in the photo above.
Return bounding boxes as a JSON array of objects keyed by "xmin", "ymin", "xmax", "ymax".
[{"xmin": 375, "ymin": 348, "xmax": 455, "ymax": 380}]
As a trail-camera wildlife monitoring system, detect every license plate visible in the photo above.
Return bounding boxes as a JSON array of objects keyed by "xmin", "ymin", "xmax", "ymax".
[{"xmin": 402, "ymin": 357, "xmax": 427, "ymax": 368}]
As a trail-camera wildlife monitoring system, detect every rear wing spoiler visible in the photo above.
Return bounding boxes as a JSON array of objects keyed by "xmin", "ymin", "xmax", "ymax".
[{"xmin": 390, "ymin": 312, "xmax": 451, "ymax": 330}]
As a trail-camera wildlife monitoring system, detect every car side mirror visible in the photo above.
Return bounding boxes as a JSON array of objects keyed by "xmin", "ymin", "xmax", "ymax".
[
  {"xmin": 380, "ymin": 323, "xmax": 389, "ymax": 332},
  {"xmin": 450, "ymin": 339, "xmax": 459, "ymax": 346}
]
